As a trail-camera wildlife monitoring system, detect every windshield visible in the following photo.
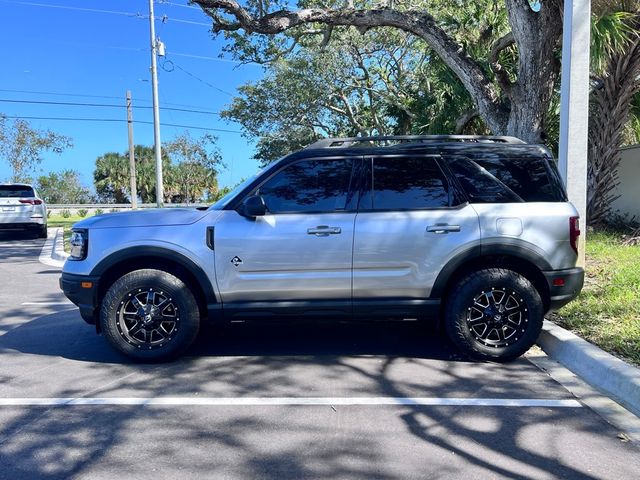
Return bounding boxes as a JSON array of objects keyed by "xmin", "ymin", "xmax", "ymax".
[{"xmin": 209, "ymin": 171, "xmax": 262, "ymax": 210}]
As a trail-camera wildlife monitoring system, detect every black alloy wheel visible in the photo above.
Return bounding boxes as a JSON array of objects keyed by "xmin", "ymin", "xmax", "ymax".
[
  {"xmin": 100, "ymin": 269, "xmax": 200, "ymax": 362},
  {"xmin": 445, "ymin": 268, "xmax": 544, "ymax": 361}
]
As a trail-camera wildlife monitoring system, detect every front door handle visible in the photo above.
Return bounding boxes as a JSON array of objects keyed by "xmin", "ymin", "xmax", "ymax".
[
  {"xmin": 307, "ymin": 225, "xmax": 342, "ymax": 236},
  {"xmin": 426, "ymin": 224, "xmax": 461, "ymax": 234}
]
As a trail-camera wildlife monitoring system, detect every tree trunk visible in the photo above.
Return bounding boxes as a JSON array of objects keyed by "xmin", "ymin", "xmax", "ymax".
[
  {"xmin": 503, "ymin": 0, "xmax": 562, "ymax": 143},
  {"xmin": 588, "ymin": 38, "xmax": 640, "ymax": 225}
]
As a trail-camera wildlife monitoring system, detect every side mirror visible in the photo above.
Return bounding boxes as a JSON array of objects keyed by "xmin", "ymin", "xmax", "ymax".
[{"xmin": 239, "ymin": 195, "xmax": 266, "ymax": 218}]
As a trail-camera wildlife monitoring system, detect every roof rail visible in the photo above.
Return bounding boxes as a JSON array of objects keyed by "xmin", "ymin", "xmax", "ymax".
[{"xmin": 304, "ymin": 135, "xmax": 526, "ymax": 149}]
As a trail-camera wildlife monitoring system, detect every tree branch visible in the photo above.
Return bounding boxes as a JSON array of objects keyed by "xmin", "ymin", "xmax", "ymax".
[
  {"xmin": 489, "ymin": 32, "xmax": 514, "ymax": 94},
  {"xmin": 455, "ymin": 109, "xmax": 479, "ymax": 134},
  {"xmin": 194, "ymin": 0, "xmax": 508, "ymax": 132}
]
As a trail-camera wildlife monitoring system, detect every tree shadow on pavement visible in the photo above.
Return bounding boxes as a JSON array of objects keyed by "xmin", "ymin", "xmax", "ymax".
[
  {"xmin": 0, "ymin": 307, "xmax": 461, "ymax": 364},
  {"xmin": 1, "ymin": 311, "xmax": 640, "ymax": 479}
]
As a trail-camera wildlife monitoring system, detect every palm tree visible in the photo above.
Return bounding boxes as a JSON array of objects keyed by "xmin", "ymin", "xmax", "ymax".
[
  {"xmin": 588, "ymin": 2, "xmax": 640, "ymax": 224},
  {"xmin": 94, "ymin": 152, "xmax": 129, "ymax": 203}
]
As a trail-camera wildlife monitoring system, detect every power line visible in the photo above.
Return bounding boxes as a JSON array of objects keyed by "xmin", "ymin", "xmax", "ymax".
[
  {"xmin": 163, "ymin": 59, "xmax": 234, "ymax": 96},
  {"xmin": 157, "ymin": 1, "xmax": 201, "ymax": 10},
  {"xmin": 0, "ymin": 0, "xmax": 210, "ymax": 26},
  {"xmin": 46, "ymin": 40, "xmax": 256, "ymax": 66},
  {"xmin": 169, "ymin": 51, "xmax": 250, "ymax": 64},
  {"xmin": 160, "ymin": 16, "xmax": 210, "ymax": 27},
  {"xmin": 0, "ymin": 0, "xmax": 146, "ymax": 18},
  {"xmin": 0, "ymin": 115, "xmax": 241, "ymax": 134},
  {"xmin": 0, "ymin": 88, "xmax": 122, "ymax": 101},
  {"xmin": 0, "ymin": 98, "xmax": 219, "ymax": 115},
  {"xmin": 0, "ymin": 88, "xmax": 223, "ymax": 111}
]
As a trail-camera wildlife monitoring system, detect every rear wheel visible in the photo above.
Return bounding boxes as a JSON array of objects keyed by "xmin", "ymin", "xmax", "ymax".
[
  {"xmin": 38, "ymin": 225, "xmax": 47, "ymax": 238},
  {"xmin": 100, "ymin": 269, "xmax": 200, "ymax": 362},
  {"xmin": 444, "ymin": 268, "xmax": 543, "ymax": 362}
]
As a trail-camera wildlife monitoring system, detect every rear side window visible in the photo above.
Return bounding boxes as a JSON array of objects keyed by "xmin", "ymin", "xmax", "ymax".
[
  {"xmin": 446, "ymin": 155, "xmax": 563, "ymax": 203},
  {"xmin": 256, "ymin": 158, "xmax": 355, "ymax": 213},
  {"xmin": 0, "ymin": 186, "xmax": 35, "ymax": 198},
  {"xmin": 360, "ymin": 157, "xmax": 451, "ymax": 210}
]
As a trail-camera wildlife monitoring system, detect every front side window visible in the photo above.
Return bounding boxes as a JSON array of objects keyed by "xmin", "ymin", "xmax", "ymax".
[
  {"xmin": 360, "ymin": 157, "xmax": 450, "ymax": 210},
  {"xmin": 256, "ymin": 158, "xmax": 354, "ymax": 213}
]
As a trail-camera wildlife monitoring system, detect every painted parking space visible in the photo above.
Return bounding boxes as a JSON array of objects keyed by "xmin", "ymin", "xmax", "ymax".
[{"xmin": 1, "ymin": 236, "xmax": 639, "ymax": 479}]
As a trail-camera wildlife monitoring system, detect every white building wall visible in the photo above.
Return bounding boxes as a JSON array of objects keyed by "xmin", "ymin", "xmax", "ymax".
[{"xmin": 611, "ymin": 145, "xmax": 640, "ymax": 222}]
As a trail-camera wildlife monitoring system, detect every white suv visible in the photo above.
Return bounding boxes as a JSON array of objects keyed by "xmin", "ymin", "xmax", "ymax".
[{"xmin": 0, "ymin": 183, "xmax": 48, "ymax": 238}]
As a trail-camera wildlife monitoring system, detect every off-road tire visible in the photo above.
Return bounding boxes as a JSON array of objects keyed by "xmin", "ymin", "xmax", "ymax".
[
  {"xmin": 444, "ymin": 268, "xmax": 544, "ymax": 362},
  {"xmin": 100, "ymin": 269, "xmax": 200, "ymax": 362}
]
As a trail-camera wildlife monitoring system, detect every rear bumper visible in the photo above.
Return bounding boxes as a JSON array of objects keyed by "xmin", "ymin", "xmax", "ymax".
[
  {"xmin": 543, "ymin": 267, "xmax": 584, "ymax": 311},
  {"xmin": 0, "ymin": 221, "xmax": 45, "ymax": 229},
  {"xmin": 60, "ymin": 272, "xmax": 100, "ymax": 324}
]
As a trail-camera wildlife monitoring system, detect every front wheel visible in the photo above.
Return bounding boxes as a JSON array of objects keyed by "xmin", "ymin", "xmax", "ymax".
[
  {"xmin": 444, "ymin": 268, "xmax": 543, "ymax": 362},
  {"xmin": 100, "ymin": 269, "xmax": 200, "ymax": 362}
]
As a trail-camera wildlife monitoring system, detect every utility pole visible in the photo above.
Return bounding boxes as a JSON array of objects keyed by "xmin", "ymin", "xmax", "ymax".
[
  {"xmin": 148, "ymin": 0, "xmax": 164, "ymax": 207},
  {"xmin": 558, "ymin": 0, "xmax": 591, "ymax": 266},
  {"xmin": 126, "ymin": 90, "xmax": 138, "ymax": 209}
]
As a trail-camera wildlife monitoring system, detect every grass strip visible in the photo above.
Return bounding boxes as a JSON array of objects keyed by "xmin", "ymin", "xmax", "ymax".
[{"xmin": 554, "ymin": 230, "xmax": 640, "ymax": 366}]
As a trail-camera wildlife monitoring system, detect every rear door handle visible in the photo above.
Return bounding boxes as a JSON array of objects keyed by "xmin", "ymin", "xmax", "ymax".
[
  {"xmin": 426, "ymin": 224, "xmax": 461, "ymax": 234},
  {"xmin": 307, "ymin": 225, "xmax": 342, "ymax": 236}
]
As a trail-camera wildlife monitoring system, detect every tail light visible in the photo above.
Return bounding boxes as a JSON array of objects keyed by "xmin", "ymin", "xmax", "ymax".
[
  {"xmin": 569, "ymin": 216, "xmax": 580, "ymax": 254},
  {"xmin": 19, "ymin": 199, "xmax": 43, "ymax": 205}
]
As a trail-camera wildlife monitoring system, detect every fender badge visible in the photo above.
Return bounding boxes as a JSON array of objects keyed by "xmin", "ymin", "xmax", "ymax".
[{"xmin": 231, "ymin": 256, "xmax": 243, "ymax": 267}]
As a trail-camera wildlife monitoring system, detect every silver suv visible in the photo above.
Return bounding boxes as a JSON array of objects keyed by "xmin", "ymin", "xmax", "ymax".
[
  {"xmin": 61, "ymin": 136, "xmax": 584, "ymax": 362},
  {"xmin": 0, "ymin": 183, "xmax": 48, "ymax": 238}
]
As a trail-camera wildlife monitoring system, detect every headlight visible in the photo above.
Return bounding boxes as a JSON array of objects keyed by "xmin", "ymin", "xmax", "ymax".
[{"xmin": 69, "ymin": 230, "xmax": 88, "ymax": 260}]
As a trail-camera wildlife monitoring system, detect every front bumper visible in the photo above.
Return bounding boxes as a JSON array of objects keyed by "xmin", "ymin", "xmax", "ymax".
[
  {"xmin": 60, "ymin": 272, "xmax": 100, "ymax": 324},
  {"xmin": 543, "ymin": 267, "xmax": 585, "ymax": 311}
]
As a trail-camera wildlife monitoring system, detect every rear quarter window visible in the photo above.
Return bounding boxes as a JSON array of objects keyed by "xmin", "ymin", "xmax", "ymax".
[{"xmin": 445, "ymin": 154, "xmax": 564, "ymax": 203}]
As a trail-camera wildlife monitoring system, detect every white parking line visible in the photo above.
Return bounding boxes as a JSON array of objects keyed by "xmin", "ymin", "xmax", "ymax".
[{"xmin": 0, "ymin": 397, "xmax": 583, "ymax": 407}]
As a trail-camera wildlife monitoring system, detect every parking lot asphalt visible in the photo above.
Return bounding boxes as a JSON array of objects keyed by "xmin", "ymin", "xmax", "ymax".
[{"xmin": 1, "ymin": 231, "xmax": 639, "ymax": 480}]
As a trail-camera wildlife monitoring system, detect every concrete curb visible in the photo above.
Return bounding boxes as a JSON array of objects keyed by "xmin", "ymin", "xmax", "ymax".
[
  {"xmin": 37, "ymin": 228, "xmax": 68, "ymax": 268},
  {"xmin": 537, "ymin": 320, "xmax": 640, "ymax": 418},
  {"xmin": 52, "ymin": 227, "xmax": 69, "ymax": 263}
]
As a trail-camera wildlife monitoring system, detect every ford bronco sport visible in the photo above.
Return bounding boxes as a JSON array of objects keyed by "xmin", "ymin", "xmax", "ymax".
[{"xmin": 61, "ymin": 135, "xmax": 584, "ymax": 362}]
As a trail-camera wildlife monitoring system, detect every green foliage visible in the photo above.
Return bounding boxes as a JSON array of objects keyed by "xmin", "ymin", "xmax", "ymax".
[
  {"xmin": 211, "ymin": 184, "xmax": 234, "ymax": 202},
  {"xmin": 220, "ymin": 2, "xmax": 506, "ymax": 164},
  {"xmin": 35, "ymin": 169, "xmax": 92, "ymax": 204},
  {"xmin": 94, "ymin": 147, "xmax": 170, "ymax": 204},
  {"xmin": 60, "ymin": 209, "xmax": 71, "ymax": 218},
  {"xmin": 163, "ymin": 132, "xmax": 223, "ymax": 203},
  {"xmin": 591, "ymin": 10, "xmax": 638, "ymax": 73},
  {"xmin": 556, "ymin": 229, "xmax": 640, "ymax": 365},
  {"xmin": 94, "ymin": 152, "xmax": 130, "ymax": 204},
  {"xmin": 77, "ymin": 208, "xmax": 88, "ymax": 218},
  {"xmin": 93, "ymin": 135, "xmax": 222, "ymax": 204},
  {"xmin": 0, "ymin": 116, "xmax": 72, "ymax": 182},
  {"xmin": 95, "ymin": 208, "xmax": 104, "ymax": 215}
]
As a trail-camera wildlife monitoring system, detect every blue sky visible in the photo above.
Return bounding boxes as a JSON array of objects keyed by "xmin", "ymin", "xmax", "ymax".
[{"xmin": 0, "ymin": 0, "xmax": 263, "ymax": 189}]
